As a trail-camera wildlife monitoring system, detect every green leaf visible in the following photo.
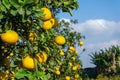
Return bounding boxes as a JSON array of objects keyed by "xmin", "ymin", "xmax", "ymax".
[
  {"xmin": 36, "ymin": 72, "xmax": 48, "ymax": 80},
  {"xmin": 0, "ymin": 4, "xmax": 6, "ymax": 11},
  {"xmin": 32, "ymin": 6, "xmax": 43, "ymax": 18},
  {"xmin": 103, "ymin": 59, "xmax": 109, "ymax": 67},
  {"xmin": 68, "ymin": 8, "xmax": 73, "ymax": 16},
  {"xmin": 48, "ymin": 0, "xmax": 52, "ymax": 4},
  {"xmin": 17, "ymin": 7, "xmax": 25, "ymax": 15},
  {"xmin": 0, "ymin": 13, "xmax": 4, "ymax": 19},
  {"xmin": 27, "ymin": 74, "xmax": 35, "ymax": 80},
  {"xmin": 0, "ymin": 28, "xmax": 3, "ymax": 33},
  {"xmin": 4, "ymin": 24, "xmax": 10, "ymax": 30},
  {"xmin": 47, "ymin": 68, "xmax": 54, "ymax": 72},
  {"xmin": 24, "ymin": 0, "xmax": 39, "ymax": 4},
  {"xmin": 26, "ymin": 10, "xmax": 31, "ymax": 15},
  {"xmin": 38, "ymin": 19, "xmax": 43, "ymax": 26},
  {"xmin": 24, "ymin": 0, "xmax": 33, "ymax": 4},
  {"xmin": 18, "ymin": 0, "xmax": 25, "ymax": 5},
  {"xmin": 10, "ymin": 0, "xmax": 21, "ymax": 9},
  {"xmin": 63, "ymin": 1, "xmax": 70, "ymax": 6},
  {"xmin": 14, "ymin": 69, "xmax": 34, "ymax": 80},
  {"xmin": 33, "ymin": 46, "xmax": 38, "ymax": 51},
  {"xmin": 10, "ymin": 9, "xmax": 18, "ymax": 16},
  {"xmin": 10, "ymin": 61, "xmax": 17, "ymax": 67},
  {"xmin": 70, "ymin": 5, "xmax": 77, "ymax": 9},
  {"xmin": 2, "ymin": 0, "xmax": 11, "ymax": 9},
  {"xmin": 62, "ymin": 7, "xmax": 73, "ymax": 16},
  {"xmin": 14, "ymin": 69, "xmax": 28, "ymax": 79}
]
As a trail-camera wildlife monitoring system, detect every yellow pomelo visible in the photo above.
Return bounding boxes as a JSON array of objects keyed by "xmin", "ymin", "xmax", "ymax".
[
  {"xmin": 65, "ymin": 76, "xmax": 70, "ymax": 80},
  {"xmin": 56, "ymin": 70, "xmax": 60, "ymax": 75},
  {"xmin": 1, "ymin": 30, "xmax": 19, "ymax": 44},
  {"xmin": 59, "ymin": 51, "xmax": 65, "ymax": 56},
  {"xmin": 79, "ymin": 41, "xmax": 84, "ymax": 46},
  {"xmin": 41, "ymin": 7, "xmax": 52, "ymax": 20},
  {"xmin": 42, "ymin": 18, "xmax": 55, "ymax": 30},
  {"xmin": 55, "ymin": 35, "xmax": 66, "ymax": 45},
  {"xmin": 22, "ymin": 56, "xmax": 35, "ymax": 69},
  {"xmin": 28, "ymin": 32, "xmax": 37, "ymax": 42}
]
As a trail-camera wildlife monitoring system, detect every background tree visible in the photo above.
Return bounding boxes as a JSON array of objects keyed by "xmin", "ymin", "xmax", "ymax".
[{"xmin": 90, "ymin": 45, "xmax": 120, "ymax": 76}]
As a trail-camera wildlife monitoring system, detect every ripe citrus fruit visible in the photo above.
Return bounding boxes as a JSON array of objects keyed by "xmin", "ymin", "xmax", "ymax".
[
  {"xmin": 68, "ymin": 46, "xmax": 75, "ymax": 52},
  {"xmin": 9, "ymin": 52, "xmax": 14, "ymax": 57},
  {"xmin": 50, "ymin": 18, "xmax": 55, "ymax": 26},
  {"xmin": 79, "ymin": 41, "xmax": 84, "ymax": 46},
  {"xmin": 0, "ymin": 72, "xmax": 7, "ymax": 80},
  {"xmin": 68, "ymin": 62, "xmax": 72, "ymax": 66},
  {"xmin": 7, "ymin": 52, "xmax": 14, "ymax": 59},
  {"xmin": 76, "ymin": 64, "xmax": 81, "ymax": 70},
  {"xmin": 42, "ymin": 51, "xmax": 47, "ymax": 62},
  {"xmin": 35, "ymin": 53, "xmax": 43, "ymax": 63},
  {"xmin": 10, "ymin": 76, "xmax": 16, "ymax": 80},
  {"xmin": 75, "ymin": 50, "xmax": 78, "ymax": 54},
  {"xmin": 56, "ymin": 67, "xmax": 60, "ymax": 71},
  {"xmin": 50, "ymin": 18, "xmax": 58, "ymax": 27},
  {"xmin": 28, "ymin": 32, "xmax": 37, "ymax": 42},
  {"xmin": 22, "ymin": 56, "xmax": 35, "ymax": 69},
  {"xmin": 65, "ymin": 76, "xmax": 70, "ymax": 80},
  {"xmin": 56, "ymin": 70, "xmax": 60, "ymax": 75},
  {"xmin": 58, "ymin": 61, "xmax": 62, "ymax": 66},
  {"xmin": 35, "ymin": 51, "xmax": 47, "ymax": 63},
  {"xmin": 41, "ymin": 7, "xmax": 52, "ymax": 20},
  {"xmin": 71, "ymin": 56, "xmax": 76, "ymax": 61},
  {"xmin": 59, "ymin": 51, "xmax": 65, "ymax": 56},
  {"xmin": 5, "ymin": 70, "xmax": 9, "ymax": 74},
  {"xmin": 50, "ymin": 18, "xmax": 55, "ymax": 27},
  {"xmin": 42, "ymin": 19, "xmax": 54, "ymax": 30},
  {"xmin": 75, "ymin": 74, "xmax": 79, "ymax": 79},
  {"xmin": 72, "ymin": 66, "xmax": 77, "ymax": 71},
  {"xmin": 1, "ymin": 30, "xmax": 19, "ymax": 44},
  {"xmin": 55, "ymin": 35, "xmax": 66, "ymax": 45}
]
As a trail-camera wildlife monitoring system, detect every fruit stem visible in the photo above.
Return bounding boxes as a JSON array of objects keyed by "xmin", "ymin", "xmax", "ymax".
[
  {"xmin": 34, "ymin": 58, "xmax": 38, "ymax": 72},
  {"xmin": 10, "ymin": 21, "xmax": 12, "ymax": 30},
  {"xmin": 27, "ymin": 41, "xmax": 34, "ymax": 56}
]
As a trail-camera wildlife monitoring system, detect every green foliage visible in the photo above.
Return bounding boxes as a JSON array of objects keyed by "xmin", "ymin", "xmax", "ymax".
[
  {"xmin": 14, "ymin": 69, "xmax": 48, "ymax": 80},
  {"xmin": 0, "ymin": 0, "xmax": 79, "ymax": 20},
  {"xmin": 0, "ymin": 0, "xmax": 84, "ymax": 79},
  {"xmin": 90, "ymin": 45, "xmax": 120, "ymax": 75}
]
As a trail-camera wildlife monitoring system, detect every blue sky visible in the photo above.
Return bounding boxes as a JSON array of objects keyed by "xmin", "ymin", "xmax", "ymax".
[
  {"xmin": 59, "ymin": 0, "xmax": 120, "ymax": 22},
  {"xmin": 58, "ymin": 0, "xmax": 120, "ymax": 68}
]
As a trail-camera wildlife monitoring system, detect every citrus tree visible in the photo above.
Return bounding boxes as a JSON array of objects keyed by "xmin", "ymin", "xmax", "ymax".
[{"xmin": 0, "ymin": 0, "xmax": 85, "ymax": 80}]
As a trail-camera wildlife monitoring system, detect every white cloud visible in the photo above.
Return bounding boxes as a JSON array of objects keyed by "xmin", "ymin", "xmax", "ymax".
[
  {"xmin": 95, "ymin": 40, "xmax": 120, "ymax": 49},
  {"xmin": 60, "ymin": 18, "xmax": 120, "ymax": 36},
  {"xmin": 72, "ymin": 19, "xmax": 120, "ymax": 37},
  {"xmin": 86, "ymin": 40, "xmax": 120, "ymax": 52}
]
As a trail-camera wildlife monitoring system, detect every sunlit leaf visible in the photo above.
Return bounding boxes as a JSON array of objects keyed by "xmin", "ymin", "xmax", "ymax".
[
  {"xmin": 2, "ymin": 0, "xmax": 11, "ymax": 9},
  {"xmin": 0, "ymin": 4, "xmax": 6, "ymax": 11},
  {"xmin": 0, "ymin": 13, "xmax": 4, "ymax": 19},
  {"xmin": 14, "ymin": 69, "xmax": 29, "ymax": 79}
]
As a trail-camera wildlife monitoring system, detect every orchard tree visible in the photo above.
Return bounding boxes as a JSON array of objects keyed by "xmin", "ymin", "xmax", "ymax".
[{"xmin": 0, "ymin": 0, "xmax": 85, "ymax": 80}]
